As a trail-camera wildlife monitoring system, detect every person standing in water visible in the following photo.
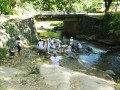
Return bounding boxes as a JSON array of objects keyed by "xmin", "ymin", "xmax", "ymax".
[{"xmin": 77, "ymin": 42, "xmax": 82, "ymax": 52}]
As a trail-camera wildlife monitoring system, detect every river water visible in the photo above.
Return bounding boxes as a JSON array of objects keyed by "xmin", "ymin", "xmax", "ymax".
[
  {"xmin": 77, "ymin": 40, "xmax": 120, "ymax": 76},
  {"xmin": 38, "ymin": 23, "xmax": 120, "ymax": 76}
]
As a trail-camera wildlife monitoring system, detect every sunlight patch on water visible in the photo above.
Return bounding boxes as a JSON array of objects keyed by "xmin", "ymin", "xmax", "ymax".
[
  {"xmin": 89, "ymin": 46, "xmax": 107, "ymax": 54},
  {"xmin": 79, "ymin": 54, "xmax": 101, "ymax": 68}
]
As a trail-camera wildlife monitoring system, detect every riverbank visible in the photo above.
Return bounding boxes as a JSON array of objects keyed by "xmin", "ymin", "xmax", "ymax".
[
  {"xmin": 0, "ymin": 14, "xmax": 119, "ymax": 90},
  {"xmin": 76, "ymin": 34, "xmax": 120, "ymax": 46},
  {"xmin": 0, "ymin": 47, "xmax": 119, "ymax": 90}
]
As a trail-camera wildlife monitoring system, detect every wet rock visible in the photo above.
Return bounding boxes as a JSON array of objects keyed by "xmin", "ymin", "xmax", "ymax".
[
  {"xmin": 105, "ymin": 70, "xmax": 116, "ymax": 76},
  {"xmin": 87, "ymin": 35, "xmax": 96, "ymax": 40},
  {"xmin": 98, "ymin": 39, "xmax": 116, "ymax": 45}
]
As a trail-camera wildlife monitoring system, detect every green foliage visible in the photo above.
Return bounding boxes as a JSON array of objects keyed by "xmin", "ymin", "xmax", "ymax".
[
  {"xmin": 20, "ymin": 0, "xmax": 103, "ymax": 13},
  {"xmin": 0, "ymin": 0, "xmax": 18, "ymax": 14},
  {"xmin": 40, "ymin": 31, "xmax": 61, "ymax": 39},
  {"xmin": 0, "ymin": 48, "xmax": 7, "ymax": 60},
  {"xmin": 0, "ymin": 0, "xmax": 104, "ymax": 14},
  {"xmin": 95, "ymin": 12, "xmax": 120, "ymax": 38},
  {"xmin": 1, "ymin": 22, "xmax": 20, "ymax": 47},
  {"xmin": 115, "ymin": 83, "xmax": 120, "ymax": 89},
  {"xmin": 0, "ymin": 81, "xmax": 2, "ymax": 90},
  {"xmin": 0, "ymin": 80, "xmax": 7, "ymax": 90},
  {"xmin": 2, "ymin": 22, "xmax": 20, "ymax": 37},
  {"xmin": 50, "ymin": 22, "xmax": 63, "ymax": 26},
  {"xmin": 102, "ymin": 12, "xmax": 120, "ymax": 34}
]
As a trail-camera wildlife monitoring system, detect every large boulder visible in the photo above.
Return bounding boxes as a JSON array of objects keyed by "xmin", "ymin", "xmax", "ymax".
[
  {"xmin": 39, "ymin": 64, "xmax": 116, "ymax": 90},
  {"xmin": 87, "ymin": 35, "xmax": 96, "ymax": 40},
  {"xmin": 105, "ymin": 70, "xmax": 116, "ymax": 76}
]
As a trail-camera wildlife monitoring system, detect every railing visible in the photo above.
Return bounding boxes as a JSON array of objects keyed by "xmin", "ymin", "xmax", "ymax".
[
  {"xmin": 38, "ymin": 11, "xmax": 88, "ymax": 15},
  {"xmin": 37, "ymin": 11, "xmax": 105, "ymax": 17}
]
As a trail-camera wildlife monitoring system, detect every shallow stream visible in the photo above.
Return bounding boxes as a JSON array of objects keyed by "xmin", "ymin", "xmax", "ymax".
[{"xmin": 77, "ymin": 40, "xmax": 120, "ymax": 76}]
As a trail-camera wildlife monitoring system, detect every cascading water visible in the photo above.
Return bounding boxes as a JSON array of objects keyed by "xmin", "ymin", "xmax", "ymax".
[{"xmin": 78, "ymin": 40, "xmax": 120, "ymax": 76}]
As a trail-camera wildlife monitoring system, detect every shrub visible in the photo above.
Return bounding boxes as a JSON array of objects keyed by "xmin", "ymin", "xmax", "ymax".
[
  {"xmin": 102, "ymin": 12, "xmax": 120, "ymax": 34},
  {"xmin": 0, "ymin": 48, "xmax": 7, "ymax": 60},
  {"xmin": 95, "ymin": 12, "xmax": 120, "ymax": 38}
]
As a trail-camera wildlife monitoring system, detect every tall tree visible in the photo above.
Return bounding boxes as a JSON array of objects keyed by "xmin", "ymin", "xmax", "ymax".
[{"xmin": 104, "ymin": 0, "xmax": 113, "ymax": 13}]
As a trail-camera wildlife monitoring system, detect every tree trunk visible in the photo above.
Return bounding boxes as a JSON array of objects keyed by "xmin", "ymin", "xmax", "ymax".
[{"xmin": 104, "ymin": 0, "xmax": 113, "ymax": 13}]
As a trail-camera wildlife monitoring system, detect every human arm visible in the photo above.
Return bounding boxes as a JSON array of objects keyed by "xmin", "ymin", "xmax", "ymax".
[
  {"xmin": 49, "ymin": 56, "xmax": 52, "ymax": 65},
  {"xmin": 49, "ymin": 60, "xmax": 52, "ymax": 65},
  {"xmin": 59, "ymin": 59, "xmax": 63, "ymax": 66}
]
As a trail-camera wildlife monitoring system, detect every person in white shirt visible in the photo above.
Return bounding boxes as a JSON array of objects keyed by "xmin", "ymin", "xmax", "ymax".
[
  {"xmin": 78, "ymin": 42, "xmax": 82, "ymax": 52},
  {"xmin": 66, "ymin": 44, "xmax": 72, "ymax": 53},
  {"xmin": 38, "ymin": 39, "xmax": 45, "ymax": 55},
  {"xmin": 51, "ymin": 42, "xmax": 56, "ymax": 49},
  {"xmin": 70, "ymin": 37, "xmax": 74, "ymax": 45},
  {"xmin": 16, "ymin": 37, "xmax": 22, "ymax": 56},
  {"xmin": 50, "ymin": 52, "xmax": 62, "ymax": 66},
  {"xmin": 55, "ymin": 39, "xmax": 61, "ymax": 53},
  {"xmin": 50, "ymin": 37, "xmax": 54, "ymax": 45}
]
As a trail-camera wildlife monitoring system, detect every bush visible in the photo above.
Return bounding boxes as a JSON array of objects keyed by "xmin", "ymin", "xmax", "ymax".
[
  {"xmin": 102, "ymin": 12, "xmax": 120, "ymax": 34},
  {"xmin": 95, "ymin": 12, "xmax": 120, "ymax": 38},
  {"xmin": 0, "ymin": 48, "xmax": 7, "ymax": 60}
]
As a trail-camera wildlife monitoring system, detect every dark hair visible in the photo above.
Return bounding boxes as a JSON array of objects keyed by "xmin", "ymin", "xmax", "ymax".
[
  {"xmin": 43, "ymin": 40, "xmax": 45, "ymax": 46},
  {"xmin": 39, "ymin": 39, "xmax": 42, "ymax": 41},
  {"xmin": 16, "ymin": 37, "xmax": 20, "ymax": 40}
]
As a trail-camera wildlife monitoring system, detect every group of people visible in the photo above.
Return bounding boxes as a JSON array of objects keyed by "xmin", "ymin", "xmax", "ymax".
[
  {"xmin": 9, "ymin": 35, "xmax": 84, "ymax": 66},
  {"xmin": 38, "ymin": 36, "xmax": 83, "ymax": 54},
  {"xmin": 37, "ymin": 36, "xmax": 62, "ymax": 55},
  {"xmin": 37, "ymin": 36, "xmax": 83, "ymax": 66},
  {"xmin": 66, "ymin": 37, "xmax": 83, "ymax": 53}
]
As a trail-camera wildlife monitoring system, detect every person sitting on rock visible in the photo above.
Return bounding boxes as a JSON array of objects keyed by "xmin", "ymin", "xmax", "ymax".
[{"xmin": 49, "ymin": 51, "xmax": 62, "ymax": 66}]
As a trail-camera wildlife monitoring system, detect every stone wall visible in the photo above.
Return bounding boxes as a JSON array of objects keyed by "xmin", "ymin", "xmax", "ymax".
[
  {"xmin": 0, "ymin": 17, "xmax": 37, "ymax": 48},
  {"xmin": 63, "ymin": 21, "xmax": 79, "ymax": 37},
  {"xmin": 78, "ymin": 16, "xmax": 100, "ymax": 36},
  {"xmin": 62, "ymin": 16, "xmax": 100, "ymax": 37}
]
